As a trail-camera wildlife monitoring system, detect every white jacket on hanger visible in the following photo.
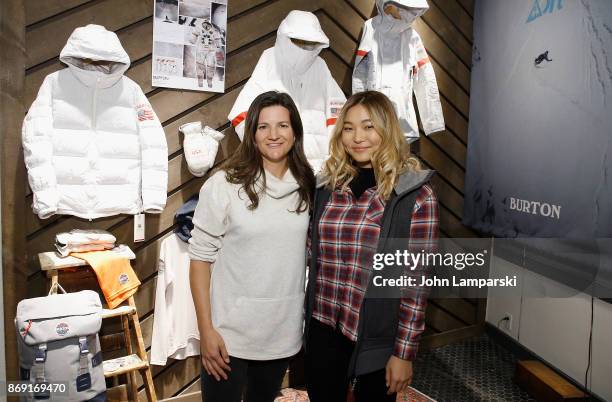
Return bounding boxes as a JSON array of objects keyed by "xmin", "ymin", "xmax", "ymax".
[
  {"xmin": 353, "ymin": 0, "xmax": 445, "ymax": 142},
  {"xmin": 151, "ymin": 234, "xmax": 200, "ymax": 366},
  {"xmin": 23, "ymin": 24, "xmax": 168, "ymax": 219},
  {"xmin": 227, "ymin": 10, "xmax": 346, "ymax": 173}
]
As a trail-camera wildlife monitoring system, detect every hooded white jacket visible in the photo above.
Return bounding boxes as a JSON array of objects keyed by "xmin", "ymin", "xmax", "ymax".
[
  {"xmin": 23, "ymin": 24, "xmax": 168, "ymax": 220},
  {"xmin": 353, "ymin": 0, "xmax": 445, "ymax": 142},
  {"xmin": 228, "ymin": 10, "xmax": 346, "ymax": 173}
]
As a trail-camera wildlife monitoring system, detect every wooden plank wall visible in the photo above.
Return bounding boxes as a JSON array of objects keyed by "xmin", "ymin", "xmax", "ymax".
[{"xmin": 5, "ymin": 0, "xmax": 480, "ymax": 398}]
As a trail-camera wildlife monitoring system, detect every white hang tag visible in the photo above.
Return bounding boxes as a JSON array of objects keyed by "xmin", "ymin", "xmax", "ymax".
[{"xmin": 134, "ymin": 214, "xmax": 145, "ymax": 243}]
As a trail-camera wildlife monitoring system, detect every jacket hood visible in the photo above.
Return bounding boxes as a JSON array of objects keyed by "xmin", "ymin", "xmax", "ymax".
[
  {"xmin": 274, "ymin": 10, "xmax": 329, "ymax": 75},
  {"xmin": 373, "ymin": 0, "xmax": 429, "ymax": 33},
  {"xmin": 59, "ymin": 24, "xmax": 130, "ymax": 88},
  {"xmin": 394, "ymin": 168, "xmax": 435, "ymax": 195},
  {"xmin": 261, "ymin": 169, "xmax": 300, "ymax": 199},
  {"xmin": 174, "ymin": 194, "xmax": 199, "ymax": 242}
]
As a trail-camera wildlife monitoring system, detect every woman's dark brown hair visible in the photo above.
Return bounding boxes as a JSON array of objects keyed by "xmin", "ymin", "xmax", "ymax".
[{"xmin": 222, "ymin": 91, "xmax": 315, "ymax": 212}]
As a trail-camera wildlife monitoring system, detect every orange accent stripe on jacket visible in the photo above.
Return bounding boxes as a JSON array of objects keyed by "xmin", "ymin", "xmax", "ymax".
[
  {"xmin": 231, "ymin": 111, "xmax": 247, "ymax": 127},
  {"xmin": 417, "ymin": 57, "xmax": 430, "ymax": 68},
  {"xmin": 356, "ymin": 50, "xmax": 368, "ymax": 57}
]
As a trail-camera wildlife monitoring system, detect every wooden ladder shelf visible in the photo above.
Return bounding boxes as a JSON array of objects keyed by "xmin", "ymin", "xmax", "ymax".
[{"xmin": 39, "ymin": 247, "xmax": 157, "ymax": 402}]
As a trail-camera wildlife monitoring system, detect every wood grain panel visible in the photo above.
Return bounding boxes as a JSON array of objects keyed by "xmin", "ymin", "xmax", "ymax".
[
  {"xmin": 440, "ymin": 96, "xmax": 468, "ymax": 144},
  {"xmin": 414, "ymin": 18, "xmax": 471, "ymax": 93},
  {"xmin": 317, "ymin": 13, "xmax": 358, "ymax": 65},
  {"xmin": 421, "ymin": 1, "xmax": 473, "ymax": 68},
  {"xmin": 426, "ymin": 129, "xmax": 466, "ymax": 169},
  {"xmin": 425, "ymin": 303, "xmax": 466, "ymax": 332},
  {"xmin": 346, "ymin": 0, "xmax": 375, "ymax": 19},
  {"xmin": 431, "ymin": 298, "xmax": 477, "ymax": 325},
  {"xmin": 1, "ymin": 0, "xmax": 27, "ymax": 381},
  {"xmin": 420, "ymin": 136, "xmax": 465, "ymax": 192},
  {"xmin": 26, "ymin": 0, "xmax": 152, "ymax": 68},
  {"xmin": 420, "ymin": 324, "xmax": 483, "ymax": 351},
  {"xmin": 429, "ymin": 0, "xmax": 474, "ymax": 42},
  {"xmin": 430, "ymin": 175, "xmax": 464, "ymax": 219},
  {"xmin": 25, "ymin": 0, "xmax": 93, "ymax": 26},
  {"xmin": 139, "ymin": 357, "xmax": 200, "ymax": 400},
  {"xmin": 320, "ymin": 1, "xmax": 366, "ymax": 41},
  {"xmin": 456, "ymin": 0, "xmax": 475, "ymax": 18}
]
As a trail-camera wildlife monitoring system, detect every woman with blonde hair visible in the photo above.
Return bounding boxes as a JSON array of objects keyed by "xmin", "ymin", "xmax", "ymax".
[{"xmin": 304, "ymin": 90, "xmax": 439, "ymax": 401}]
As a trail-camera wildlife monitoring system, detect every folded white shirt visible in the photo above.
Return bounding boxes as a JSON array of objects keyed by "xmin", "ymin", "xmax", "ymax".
[{"xmin": 55, "ymin": 229, "xmax": 116, "ymax": 257}]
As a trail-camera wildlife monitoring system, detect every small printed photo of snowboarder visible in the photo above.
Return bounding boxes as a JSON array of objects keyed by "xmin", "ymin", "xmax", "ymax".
[{"xmin": 155, "ymin": 0, "xmax": 178, "ymax": 23}]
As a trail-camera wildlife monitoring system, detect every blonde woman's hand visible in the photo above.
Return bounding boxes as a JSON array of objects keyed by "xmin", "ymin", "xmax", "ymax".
[
  {"xmin": 201, "ymin": 327, "xmax": 231, "ymax": 381},
  {"xmin": 385, "ymin": 355, "xmax": 413, "ymax": 394}
]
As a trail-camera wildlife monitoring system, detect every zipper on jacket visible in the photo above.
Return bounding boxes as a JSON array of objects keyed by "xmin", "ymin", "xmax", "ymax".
[
  {"xmin": 92, "ymin": 78, "xmax": 100, "ymax": 128},
  {"xmin": 90, "ymin": 78, "xmax": 100, "ymax": 220}
]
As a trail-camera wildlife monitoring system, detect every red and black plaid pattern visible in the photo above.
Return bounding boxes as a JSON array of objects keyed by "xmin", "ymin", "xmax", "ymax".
[{"xmin": 312, "ymin": 184, "xmax": 438, "ymax": 361}]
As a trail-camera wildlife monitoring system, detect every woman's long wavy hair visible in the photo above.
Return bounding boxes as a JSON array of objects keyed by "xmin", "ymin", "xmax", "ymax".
[
  {"xmin": 222, "ymin": 91, "xmax": 315, "ymax": 212},
  {"xmin": 321, "ymin": 91, "xmax": 422, "ymax": 200}
]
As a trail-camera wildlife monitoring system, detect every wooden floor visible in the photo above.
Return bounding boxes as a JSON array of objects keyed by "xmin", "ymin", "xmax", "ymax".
[{"xmin": 1, "ymin": 0, "xmax": 480, "ymax": 398}]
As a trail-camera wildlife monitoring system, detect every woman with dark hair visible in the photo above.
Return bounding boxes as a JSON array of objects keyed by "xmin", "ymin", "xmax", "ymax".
[
  {"xmin": 189, "ymin": 91, "xmax": 315, "ymax": 402},
  {"xmin": 304, "ymin": 90, "xmax": 438, "ymax": 401}
]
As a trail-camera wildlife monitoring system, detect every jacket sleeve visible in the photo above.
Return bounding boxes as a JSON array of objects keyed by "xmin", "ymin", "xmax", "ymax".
[
  {"xmin": 188, "ymin": 172, "xmax": 231, "ymax": 262},
  {"xmin": 394, "ymin": 184, "xmax": 438, "ymax": 360},
  {"xmin": 227, "ymin": 52, "xmax": 268, "ymax": 141},
  {"xmin": 412, "ymin": 33, "xmax": 445, "ymax": 135},
  {"xmin": 22, "ymin": 75, "xmax": 59, "ymax": 219},
  {"xmin": 135, "ymin": 88, "xmax": 168, "ymax": 213},
  {"xmin": 352, "ymin": 21, "xmax": 371, "ymax": 95}
]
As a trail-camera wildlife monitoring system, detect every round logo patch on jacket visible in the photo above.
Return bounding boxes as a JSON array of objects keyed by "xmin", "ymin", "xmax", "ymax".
[
  {"xmin": 118, "ymin": 273, "xmax": 129, "ymax": 285},
  {"xmin": 56, "ymin": 322, "xmax": 69, "ymax": 336}
]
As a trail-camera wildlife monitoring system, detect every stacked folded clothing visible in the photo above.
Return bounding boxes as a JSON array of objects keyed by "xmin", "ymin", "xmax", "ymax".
[{"xmin": 55, "ymin": 229, "xmax": 116, "ymax": 257}]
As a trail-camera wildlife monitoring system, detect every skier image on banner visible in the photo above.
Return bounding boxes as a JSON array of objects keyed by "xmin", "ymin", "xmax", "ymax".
[
  {"xmin": 227, "ymin": 10, "xmax": 346, "ymax": 172},
  {"xmin": 190, "ymin": 19, "xmax": 222, "ymax": 88},
  {"xmin": 353, "ymin": 0, "xmax": 445, "ymax": 142}
]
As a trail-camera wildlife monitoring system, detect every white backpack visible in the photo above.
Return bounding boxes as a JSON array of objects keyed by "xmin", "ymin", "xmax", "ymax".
[{"xmin": 15, "ymin": 287, "xmax": 106, "ymax": 401}]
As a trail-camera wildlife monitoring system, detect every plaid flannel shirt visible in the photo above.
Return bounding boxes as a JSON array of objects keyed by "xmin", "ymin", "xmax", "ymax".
[{"xmin": 312, "ymin": 183, "xmax": 438, "ymax": 360}]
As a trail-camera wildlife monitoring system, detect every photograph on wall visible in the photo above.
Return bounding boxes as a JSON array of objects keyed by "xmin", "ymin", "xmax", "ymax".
[{"xmin": 152, "ymin": 0, "xmax": 227, "ymax": 92}]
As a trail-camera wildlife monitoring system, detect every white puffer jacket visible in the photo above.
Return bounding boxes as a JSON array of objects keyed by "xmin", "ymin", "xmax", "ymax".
[
  {"xmin": 227, "ymin": 11, "xmax": 346, "ymax": 173},
  {"xmin": 23, "ymin": 24, "xmax": 168, "ymax": 220}
]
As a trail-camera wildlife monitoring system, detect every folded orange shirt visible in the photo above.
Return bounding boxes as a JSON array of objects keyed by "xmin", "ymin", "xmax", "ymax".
[{"xmin": 71, "ymin": 251, "xmax": 141, "ymax": 309}]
